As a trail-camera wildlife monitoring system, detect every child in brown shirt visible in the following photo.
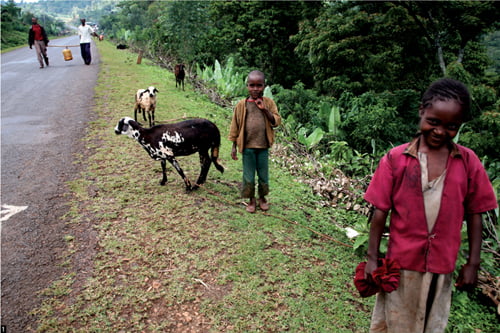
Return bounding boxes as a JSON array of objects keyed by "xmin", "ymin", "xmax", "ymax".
[{"xmin": 228, "ymin": 71, "xmax": 281, "ymax": 213}]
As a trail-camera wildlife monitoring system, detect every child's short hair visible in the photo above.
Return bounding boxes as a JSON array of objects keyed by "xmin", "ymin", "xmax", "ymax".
[
  {"xmin": 247, "ymin": 70, "xmax": 265, "ymax": 83},
  {"xmin": 421, "ymin": 78, "xmax": 471, "ymax": 121}
]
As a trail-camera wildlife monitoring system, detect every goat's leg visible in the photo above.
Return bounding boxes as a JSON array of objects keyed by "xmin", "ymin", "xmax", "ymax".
[
  {"xmin": 134, "ymin": 107, "xmax": 138, "ymax": 122},
  {"xmin": 147, "ymin": 112, "xmax": 152, "ymax": 128},
  {"xmin": 160, "ymin": 160, "xmax": 168, "ymax": 185},
  {"xmin": 151, "ymin": 109, "xmax": 155, "ymax": 126},
  {"xmin": 194, "ymin": 151, "xmax": 212, "ymax": 189},
  {"xmin": 168, "ymin": 157, "xmax": 192, "ymax": 191},
  {"xmin": 142, "ymin": 108, "xmax": 147, "ymax": 122}
]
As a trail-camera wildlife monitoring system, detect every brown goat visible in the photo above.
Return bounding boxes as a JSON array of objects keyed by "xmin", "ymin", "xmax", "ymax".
[{"xmin": 174, "ymin": 64, "xmax": 185, "ymax": 91}]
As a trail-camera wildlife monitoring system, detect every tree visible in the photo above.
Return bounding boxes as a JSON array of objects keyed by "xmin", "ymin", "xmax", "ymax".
[
  {"xmin": 293, "ymin": 1, "xmax": 500, "ymax": 96},
  {"xmin": 401, "ymin": 1, "xmax": 500, "ymax": 77},
  {"xmin": 207, "ymin": 1, "xmax": 322, "ymax": 86},
  {"xmin": 152, "ymin": 1, "xmax": 212, "ymax": 64},
  {"xmin": 1, "ymin": 0, "xmax": 64, "ymax": 48},
  {"xmin": 1, "ymin": 0, "xmax": 23, "ymax": 35}
]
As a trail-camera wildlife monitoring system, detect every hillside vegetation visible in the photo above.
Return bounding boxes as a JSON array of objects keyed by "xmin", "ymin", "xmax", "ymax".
[
  {"xmin": 4, "ymin": 0, "xmax": 497, "ymax": 330},
  {"xmin": 32, "ymin": 41, "xmax": 499, "ymax": 333}
]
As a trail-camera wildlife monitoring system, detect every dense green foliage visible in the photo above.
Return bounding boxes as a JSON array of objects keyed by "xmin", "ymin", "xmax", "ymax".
[
  {"xmin": 97, "ymin": 1, "xmax": 499, "ymax": 164},
  {"xmin": 16, "ymin": 0, "xmax": 120, "ymax": 22},
  {"xmin": 0, "ymin": 0, "xmax": 66, "ymax": 48}
]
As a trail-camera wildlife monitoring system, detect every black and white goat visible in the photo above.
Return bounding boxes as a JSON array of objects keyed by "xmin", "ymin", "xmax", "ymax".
[
  {"xmin": 134, "ymin": 86, "xmax": 159, "ymax": 127},
  {"xmin": 115, "ymin": 117, "xmax": 224, "ymax": 191}
]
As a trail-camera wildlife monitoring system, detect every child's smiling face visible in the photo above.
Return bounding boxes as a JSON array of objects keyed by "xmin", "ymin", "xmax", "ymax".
[
  {"xmin": 247, "ymin": 74, "xmax": 265, "ymax": 100},
  {"xmin": 419, "ymin": 99, "xmax": 464, "ymax": 150}
]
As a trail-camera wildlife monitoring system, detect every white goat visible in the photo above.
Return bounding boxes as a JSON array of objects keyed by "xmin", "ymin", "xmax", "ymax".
[{"xmin": 134, "ymin": 86, "xmax": 159, "ymax": 127}]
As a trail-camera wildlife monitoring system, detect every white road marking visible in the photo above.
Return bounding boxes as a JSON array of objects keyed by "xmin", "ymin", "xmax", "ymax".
[{"xmin": 1, "ymin": 204, "xmax": 28, "ymax": 222}]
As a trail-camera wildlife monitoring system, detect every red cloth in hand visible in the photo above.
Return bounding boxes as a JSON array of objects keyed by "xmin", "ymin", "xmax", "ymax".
[
  {"xmin": 354, "ymin": 261, "xmax": 380, "ymax": 297},
  {"xmin": 354, "ymin": 258, "xmax": 401, "ymax": 297},
  {"xmin": 372, "ymin": 258, "xmax": 401, "ymax": 293}
]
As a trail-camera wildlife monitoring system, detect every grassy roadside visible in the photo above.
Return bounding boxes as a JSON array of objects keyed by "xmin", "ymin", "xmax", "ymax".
[{"xmin": 32, "ymin": 41, "xmax": 372, "ymax": 332}]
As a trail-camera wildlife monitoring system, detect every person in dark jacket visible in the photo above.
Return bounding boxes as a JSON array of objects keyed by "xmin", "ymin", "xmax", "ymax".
[{"xmin": 28, "ymin": 17, "xmax": 49, "ymax": 69}]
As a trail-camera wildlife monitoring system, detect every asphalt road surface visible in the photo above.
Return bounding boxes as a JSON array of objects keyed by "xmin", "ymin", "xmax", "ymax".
[{"xmin": 1, "ymin": 35, "xmax": 99, "ymax": 331}]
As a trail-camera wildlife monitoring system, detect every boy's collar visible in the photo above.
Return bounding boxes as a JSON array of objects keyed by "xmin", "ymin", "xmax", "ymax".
[
  {"xmin": 404, "ymin": 135, "xmax": 461, "ymax": 158},
  {"xmin": 246, "ymin": 97, "xmax": 263, "ymax": 103}
]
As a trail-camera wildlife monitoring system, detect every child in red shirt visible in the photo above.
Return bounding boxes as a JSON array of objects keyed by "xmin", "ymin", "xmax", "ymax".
[{"xmin": 364, "ymin": 78, "xmax": 497, "ymax": 332}]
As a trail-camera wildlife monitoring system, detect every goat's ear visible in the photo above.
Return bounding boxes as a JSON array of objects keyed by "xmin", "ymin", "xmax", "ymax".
[
  {"xmin": 116, "ymin": 118, "xmax": 127, "ymax": 133},
  {"xmin": 154, "ymin": 88, "xmax": 159, "ymax": 93},
  {"xmin": 128, "ymin": 119, "xmax": 139, "ymax": 128}
]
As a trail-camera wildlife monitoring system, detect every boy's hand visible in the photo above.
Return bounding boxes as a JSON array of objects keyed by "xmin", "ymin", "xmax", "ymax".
[
  {"xmin": 455, "ymin": 263, "xmax": 479, "ymax": 291},
  {"xmin": 255, "ymin": 98, "xmax": 265, "ymax": 110},
  {"xmin": 364, "ymin": 258, "xmax": 378, "ymax": 279},
  {"xmin": 231, "ymin": 146, "xmax": 238, "ymax": 161}
]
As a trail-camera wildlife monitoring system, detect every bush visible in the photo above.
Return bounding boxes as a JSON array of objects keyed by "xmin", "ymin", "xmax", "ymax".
[
  {"xmin": 1, "ymin": 30, "xmax": 26, "ymax": 49},
  {"xmin": 446, "ymin": 289, "xmax": 500, "ymax": 333},
  {"xmin": 339, "ymin": 91, "xmax": 417, "ymax": 154},
  {"xmin": 272, "ymin": 82, "xmax": 322, "ymax": 131},
  {"xmin": 459, "ymin": 111, "xmax": 500, "ymax": 165}
]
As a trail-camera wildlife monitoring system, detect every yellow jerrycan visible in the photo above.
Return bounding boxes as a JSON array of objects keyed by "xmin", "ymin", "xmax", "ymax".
[{"xmin": 62, "ymin": 47, "xmax": 73, "ymax": 61}]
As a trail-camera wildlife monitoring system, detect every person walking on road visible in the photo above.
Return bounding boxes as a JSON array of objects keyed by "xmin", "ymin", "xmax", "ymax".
[
  {"xmin": 28, "ymin": 17, "xmax": 49, "ymax": 69},
  {"xmin": 78, "ymin": 18, "xmax": 97, "ymax": 65}
]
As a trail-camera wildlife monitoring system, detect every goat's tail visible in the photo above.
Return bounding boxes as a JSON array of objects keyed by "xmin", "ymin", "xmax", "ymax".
[{"xmin": 211, "ymin": 146, "xmax": 225, "ymax": 174}]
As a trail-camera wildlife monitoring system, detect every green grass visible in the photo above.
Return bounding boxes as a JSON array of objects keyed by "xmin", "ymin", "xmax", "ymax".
[{"xmin": 32, "ymin": 40, "xmax": 374, "ymax": 332}]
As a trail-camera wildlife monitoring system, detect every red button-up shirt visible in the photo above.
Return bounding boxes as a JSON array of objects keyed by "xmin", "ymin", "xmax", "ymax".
[{"xmin": 364, "ymin": 137, "xmax": 497, "ymax": 274}]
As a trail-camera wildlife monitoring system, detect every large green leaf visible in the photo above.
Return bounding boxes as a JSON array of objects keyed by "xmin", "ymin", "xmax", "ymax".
[{"xmin": 328, "ymin": 105, "xmax": 342, "ymax": 136}]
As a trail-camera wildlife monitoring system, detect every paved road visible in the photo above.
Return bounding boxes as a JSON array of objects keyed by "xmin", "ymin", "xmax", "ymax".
[{"xmin": 1, "ymin": 35, "xmax": 99, "ymax": 331}]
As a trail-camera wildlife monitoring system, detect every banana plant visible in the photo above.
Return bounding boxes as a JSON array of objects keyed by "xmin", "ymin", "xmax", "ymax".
[
  {"xmin": 298, "ymin": 127, "xmax": 325, "ymax": 151},
  {"xmin": 328, "ymin": 104, "xmax": 343, "ymax": 138},
  {"xmin": 196, "ymin": 57, "xmax": 247, "ymax": 98}
]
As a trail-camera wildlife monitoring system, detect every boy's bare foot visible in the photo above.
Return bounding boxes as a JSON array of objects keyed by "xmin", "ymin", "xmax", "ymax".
[
  {"xmin": 258, "ymin": 197, "xmax": 269, "ymax": 211},
  {"xmin": 246, "ymin": 198, "xmax": 256, "ymax": 213}
]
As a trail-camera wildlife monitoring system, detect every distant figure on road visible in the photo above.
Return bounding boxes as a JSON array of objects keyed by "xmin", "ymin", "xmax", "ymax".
[
  {"xmin": 78, "ymin": 18, "xmax": 97, "ymax": 65},
  {"xmin": 28, "ymin": 17, "xmax": 49, "ymax": 69}
]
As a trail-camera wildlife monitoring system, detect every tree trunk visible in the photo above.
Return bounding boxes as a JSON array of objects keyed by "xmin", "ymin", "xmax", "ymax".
[
  {"xmin": 436, "ymin": 38, "xmax": 446, "ymax": 76},
  {"xmin": 457, "ymin": 47, "xmax": 465, "ymax": 64}
]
